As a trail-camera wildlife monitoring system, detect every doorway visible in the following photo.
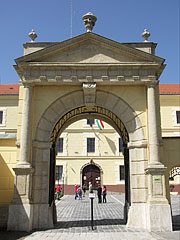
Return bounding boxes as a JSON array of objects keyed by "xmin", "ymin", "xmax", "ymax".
[{"xmin": 82, "ymin": 164, "xmax": 101, "ymax": 190}]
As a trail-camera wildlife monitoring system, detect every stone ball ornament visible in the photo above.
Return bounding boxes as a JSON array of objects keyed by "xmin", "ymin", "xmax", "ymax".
[
  {"xmin": 29, "ymin": 29, "xmax": 37, "ymax": 42},
  {"xmin": 142, "ymin": 29, "xmax": 151, "ymax": 42}
]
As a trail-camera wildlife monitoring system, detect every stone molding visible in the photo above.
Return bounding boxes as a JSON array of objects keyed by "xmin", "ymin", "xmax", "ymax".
[
  {"xmin": 19, "ymin": 70, "xmax": 159, "ymax": 86},
  {"xmin": 80, "ymin": 159, "xmax": 103, "ymax": 174},
  {"xmin": 128, "ymin": 140, "xmax": 147, "ymax": 149},
  {"xmin": 13, "ymin": 167, "xmax": 35, "ymax": 175}
]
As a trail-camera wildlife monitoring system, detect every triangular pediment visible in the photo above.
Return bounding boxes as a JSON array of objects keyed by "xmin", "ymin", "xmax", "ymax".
[{"xmin": 16, "ymin": 33, "xmax": 164, "ymax": 65}]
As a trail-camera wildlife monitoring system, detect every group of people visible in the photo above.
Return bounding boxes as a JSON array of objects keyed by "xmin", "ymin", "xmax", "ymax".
[
  {"xmin": 75, "ymin": 183, "xmax": 107, "ymax": 203},
  {"xmin": 97, "ymin": 184, "xmax": 107, "ymax": 203},
  {"xmin": 57, "ymin": 183, "xmax": 107, "ymax": 202},
  {"xmin": 75, "ymin": 184, "xmax": 86, "ymax": 200}
]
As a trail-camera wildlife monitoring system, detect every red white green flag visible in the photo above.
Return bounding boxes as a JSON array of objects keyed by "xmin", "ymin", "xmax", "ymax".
[{"xmin": 96, "ymin": 120, "xmax": 104, "ymax": 130}]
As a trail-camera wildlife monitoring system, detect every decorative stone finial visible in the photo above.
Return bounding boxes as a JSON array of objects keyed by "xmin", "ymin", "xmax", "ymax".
[
  {"xmin": 142, "ymin": 29, "xmax": 151, "ymax": 42},
  {"xmin": 29, "ymin": 29, "xmax": 37, "ymax": 42},
  {"xmin": 82, "ymin": 12, "xmax": 97, "ymax": 32}
]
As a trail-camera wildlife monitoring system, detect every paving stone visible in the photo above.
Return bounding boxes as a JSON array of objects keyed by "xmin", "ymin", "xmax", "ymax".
[{"xmin": 5, "ymin": 194, "xmax": 179, "ymax": 240}]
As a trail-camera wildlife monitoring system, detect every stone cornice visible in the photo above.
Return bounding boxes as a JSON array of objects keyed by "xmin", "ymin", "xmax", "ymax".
[{"xmin": 15, "ymin": 63, "xmax": 162, "ymax": 86}]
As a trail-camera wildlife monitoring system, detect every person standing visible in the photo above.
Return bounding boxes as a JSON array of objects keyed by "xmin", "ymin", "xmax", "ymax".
[
  {"xmin": 77, "ymin": 185, "xmax": 82, "ymax": 200},
  {"xmin": 97, "ymin": 184, "xmax": 102, "ymax": 203},
  {"xmin": 89, "ymin": 182, "xmax": 93, "ymax": 193},
  {"xmin": 103, "ymin": 186, "xmax": 107, "ymax": 203},
  {"xmin": 82, "ymin": 183, "xmax": 86, "ymax": 197},
  {"xmin": 56, "ymin": 184, "xmax": 61, "ymax": 200},
  {"xmin": 75, "ymin": 184, "xmax": 78, "ymax": 200}
]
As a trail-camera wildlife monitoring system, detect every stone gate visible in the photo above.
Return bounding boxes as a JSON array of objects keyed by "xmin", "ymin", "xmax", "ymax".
[{"xmin": 7, "ymin": 14, "xmax": 172, "ymax": 232}]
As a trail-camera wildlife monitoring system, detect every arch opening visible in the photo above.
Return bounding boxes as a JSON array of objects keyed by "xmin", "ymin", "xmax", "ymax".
[
  {"xmin": 50, "ymin": 105, "xmax": 129, "ymax": 146},
  {"xmin": 49, "ymin": 111, "xmax": 131, "ymax": 225}
]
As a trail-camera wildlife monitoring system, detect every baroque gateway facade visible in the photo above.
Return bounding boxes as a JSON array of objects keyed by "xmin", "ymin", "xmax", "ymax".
[{"xmin": 0, "ymin": 14, "xmax": 180, "ymax": 232}]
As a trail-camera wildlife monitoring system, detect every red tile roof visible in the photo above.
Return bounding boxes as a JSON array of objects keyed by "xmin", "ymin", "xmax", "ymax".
[
  {"xmin": 0, "ymin": 84, "xmax": 179, "ymax": 95},
  {"xmin": 159, "ymin": 84, "xmax": 180, "ymax": 94},
  {"xmin": 0, "ymin": 84, "xmax": 19, "ymax": 95}
]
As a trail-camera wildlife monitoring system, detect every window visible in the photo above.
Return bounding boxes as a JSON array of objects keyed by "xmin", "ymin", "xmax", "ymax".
[
  {"xmin": 176, "ymin": 111, "xmax": 180, "ymax": 124},
  {"xmin": 119, "ymin": 165, "xmax": 125, "ymax": 180},
  {"xmin": 87, "ymin": 119, "xmax": 95, "ymax": 126},
  {"xmin": 56, "ymin": 166, "xmax": 63, "ymax": 181},
  {"xmin": 57, "ymin": 138, "xmax": 63, "ymax": 152},
  {"xmin": 87, "ymin": 138, "xmax": 95, "ymax": 152},
  {"xmin": 0, "ymin": 111, "xmax": 3, "ymax": 124},
  {"xmin": 119, "ymin": 138, "xmax": 123, "ymax": 152}
]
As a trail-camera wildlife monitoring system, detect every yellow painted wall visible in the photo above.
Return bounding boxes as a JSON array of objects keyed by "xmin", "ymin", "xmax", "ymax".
[
  {"xmin": 68, "ymin": 133, "xmax": 84, "ymax": 156},
  {"xmin": 0, "ymin": 96, "xmax": 19, "ymax": 133},
  {"xmin": 99, "ymin": 133, "xmax": 117, "ymax": 156},
  {"xmin": 162, "ymin": 138, "xmax": 180, "ymax": 171},
  {"xmin": 31, "ymin": 85, "xmax": 80, "ymax": 139},
  {"xmin": 160, "ymin": 95, "xmax": 180, "ymax": 137},
  {"xmin": 0, "ymin": 139, "xmax": 16, "ymax": 204},
  {"xmin": 100, "ymin": 85, "xmax": 148, "ymax": 139},
  {"xmin": 56, "ymin": 157, "xmax": 124, "ymax": 185}
]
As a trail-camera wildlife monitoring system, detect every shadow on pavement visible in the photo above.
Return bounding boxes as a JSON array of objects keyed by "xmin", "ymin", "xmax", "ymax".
[
  {"xmin": 0, "ymin": 228, "xmax": 30, "ymax": 240},
  {"xmin": 173, "ymin": 215, "xmax": 180, "ymax": 231},
  {"xmin": 55, "ymin": 218, "xmax": 125, "ymax": 229}
]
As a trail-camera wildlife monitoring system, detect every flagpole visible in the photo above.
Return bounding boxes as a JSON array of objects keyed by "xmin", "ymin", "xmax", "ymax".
[{"xmin": 70, "ymin": 0, "xmax": 72, "ymax": 38}]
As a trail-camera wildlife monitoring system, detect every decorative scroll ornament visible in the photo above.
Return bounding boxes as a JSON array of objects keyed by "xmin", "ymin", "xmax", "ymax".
[
  {"xmin": 82, "ymin": 12, "xmax": 97, "ymax": 32},
  {"xmin": 83, "ymin": 83, "xmax": 96, "ymax": 106}
]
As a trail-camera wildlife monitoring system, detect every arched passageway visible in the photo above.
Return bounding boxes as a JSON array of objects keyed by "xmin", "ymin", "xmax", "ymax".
[
  {"xmin": 49, "ymin": 102, "xmax": 131, "ymax": 225},
  {"xmin": 30, "ymin": 90, "xmax": 142, "ymax": 230}
]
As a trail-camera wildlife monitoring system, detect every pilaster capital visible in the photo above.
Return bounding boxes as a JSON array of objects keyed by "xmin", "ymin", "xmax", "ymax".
[
  {"xmin": 20, "ymin": 80, "xmax": 34, "ymax": 88},
  {"xmin": 23, "ymin": 83, "xmax": 34, "ymax": 88},
  {"xmin": 13, "ymin": 167, "xmax": 34, "ymax": 175},
  {"xmin": 146, "ymin": 80, "xmax": 159, "ymax": 88}
]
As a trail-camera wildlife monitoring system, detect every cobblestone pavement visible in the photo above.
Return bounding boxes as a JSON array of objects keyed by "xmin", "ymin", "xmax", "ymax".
[{"xmin": 1, "ymin": 194, "xmax": 180, "ymax": 240}]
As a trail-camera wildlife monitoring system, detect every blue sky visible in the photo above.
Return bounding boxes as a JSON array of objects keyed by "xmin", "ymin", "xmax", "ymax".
[{"xmin": 0, "ymin": 0, "xmax": 179, "ymax": 84}]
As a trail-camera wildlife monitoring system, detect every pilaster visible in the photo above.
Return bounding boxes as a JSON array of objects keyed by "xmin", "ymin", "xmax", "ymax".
[
  {"xmin": 147, "ymin": 82, "xmax": 161, "ymax": 166},
  {"xmin": 144, "ymin": 82, "xmax": 172, "ymax": 231},
  {"xmin": 18, "ymin": 84, "xmax": 33, "ymax": 167}
]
